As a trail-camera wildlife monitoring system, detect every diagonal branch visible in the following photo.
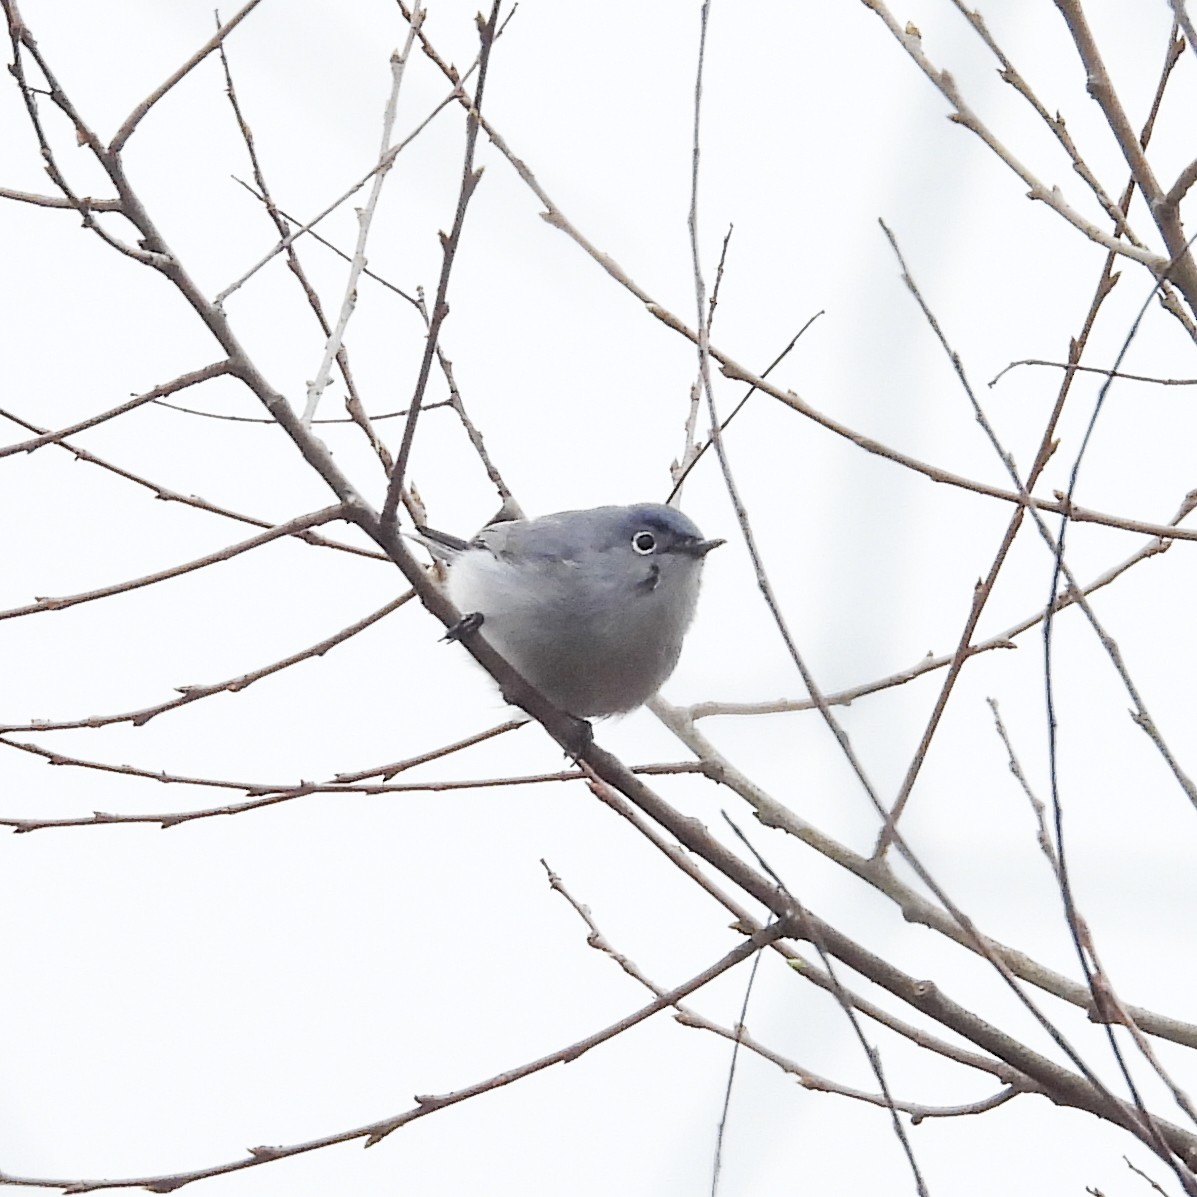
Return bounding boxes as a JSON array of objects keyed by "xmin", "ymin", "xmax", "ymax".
[
  {"xmin": 0, "ymin": 361, "xmax": 232, "ymax": 458},
  {"xmin": 1053, "ymin": 0, "xmax": 1197, "ymax": 314},
  {"xmin": 0, "ymin": 506, "xmax": 348, "ymax": 623},
  {"xmin": 108, "ymin": 0, "xmax": 264, "ymax": 153}
]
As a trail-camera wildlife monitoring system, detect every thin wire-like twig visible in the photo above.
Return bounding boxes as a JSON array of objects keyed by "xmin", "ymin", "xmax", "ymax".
[
  {"xmin": 883, "ymin": 226, "xmax": 1197, "ymax": 1191},
  {"xmin": 990, "ymin": 359, "xmax": 1197, "ymax": 388},
  {"xmin": 686, "ymin": 8, "xmax": 929, "ymax": 1193},
  {"xmin": 877, "ymin": 18, "xmax": 1196, "ymax": 847},
  {"xmin": 0, "ymin": 506, "xmax": 347, "ymax": 623},
  {"xmin": 0, "ymin": 361, "xmax": 231, "ymax": 458},
  {"xmin": 382, "ymin": 4, "xmax": 501, "ymax": 525},
  {"xmin": 0, "ymin": 505, "xmax": 347, "ymax": 622},
  {"xmin": 989, "ymin": 701, "xmax": 1197, "ymax": 1134},
  {"xmin": 0, "ymin": 593, "xmax": 415, "ymax": 734},
  {"xmin": 108, "ymin": 0, "xmax": 263, "ymax": 153},
  {"xmin": 215, "ymin": 26, "xmax": 387, "ymax": 469},
  {"xmin": 301, "ymin": 9, "xmax": 422, "ymax": 429},
  {"xmin": 0, "ymin": 406, "xmax": 386, "ymax": 560}
]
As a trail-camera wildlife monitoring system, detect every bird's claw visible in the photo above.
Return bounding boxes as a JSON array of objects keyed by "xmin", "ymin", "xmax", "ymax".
[
  {"xmin": 443, "ymin": 611, "xmax": 484, "ymax": 642},
  {"xmin": 565, "ymin": 714, "xmax": 594, "ymax": 764}
]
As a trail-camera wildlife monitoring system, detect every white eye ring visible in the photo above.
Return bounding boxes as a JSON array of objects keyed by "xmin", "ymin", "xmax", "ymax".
[{"xmin": 631, "ymin": 530, "xmax": 657, "ymax": 555}]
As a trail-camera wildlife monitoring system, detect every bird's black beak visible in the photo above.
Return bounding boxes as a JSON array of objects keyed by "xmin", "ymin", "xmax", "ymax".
[{"xmin": 678, "ymin": 537, "xmax": 725, "ymax": 557}]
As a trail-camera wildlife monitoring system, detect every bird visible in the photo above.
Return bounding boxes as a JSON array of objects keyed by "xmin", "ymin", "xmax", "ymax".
[{"xmin": 416, "ymin": 503, "xmax": 724, "ymax": 717}]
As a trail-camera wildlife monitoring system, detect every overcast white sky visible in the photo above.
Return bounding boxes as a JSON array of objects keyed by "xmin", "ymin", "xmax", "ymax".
[{"xmin": 3, "ymin": 2, "xmax": 1197, "ymax": 1194}]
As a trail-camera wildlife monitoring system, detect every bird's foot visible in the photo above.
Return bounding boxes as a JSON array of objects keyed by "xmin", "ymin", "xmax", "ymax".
[
  {"xmin": 443, "ymin": 611, "xmax": 484, "ymax": 642},
  {"xmin": 564, "ymin": 714, "xmax": 594, "ymax": 764}
]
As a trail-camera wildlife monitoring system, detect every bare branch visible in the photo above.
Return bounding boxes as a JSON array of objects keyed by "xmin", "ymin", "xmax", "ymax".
[
  {"xmin": 386, "ymin": 14, "xmax": 1197, "ymax": 533},
  {"xmin": 0, "ymin": 186, "xmax": 120, "ymax": 210},
  {"xmin": 0, "ymin": 593, "xmax": 414, "ymax": 734},
  {"xmin": 859, "ymin": 2, "xmax": 1176, "ymax": 281},
  {"xmin": 990, "ymin": 359, "xmax": 1197, "ymax": 387},
  {"xmin": 0, "ymin": 736, "xmax": 709, "ymax": 830},
  {"xmin": 1053, "ymin": 0, "xmax": 1197, "ymax": 313},
  {"xmin": 108, "ymin": 0, "xmax": 265, "ymax": 153},
  {"xmin": 653, "ymin": 699, "xmax": 1197, "ymax": 1052},
  {"xmin": 382, "ymin": 3, "xmax": 501, "ymax": 525},
  {"xmin": 0, "ymin": 361, "xmax": 232, "ymax": 458},
  {"xmin": 0, "ymin": 506, "xmax": 348, "ymax": 622},
  {"xmin": 215, "ymin": 27, "xmax": 388, "ymax": 470},
  {"xmin": 546, "ymin": 860, "xmax": 1029, "ymax": 1121},
  {"xmin": 0, "ymin": 406, "xmax": 387, "ymax": 560},
  {"xmin": 301, "ymin": 10, "xmax": 422, "ymax": 429}
]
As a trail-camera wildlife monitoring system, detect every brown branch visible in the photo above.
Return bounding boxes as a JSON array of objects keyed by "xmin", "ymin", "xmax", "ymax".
[
  {"xmin": 650, "ymin": 302, "xmax": 1197, "ymax": 540},
  {"xmin": 546, "ymin": 859, "xmax": 1033, "ymax": 1118},
  {"xmin": 382, "ymin": 3, "xmax": 501, "ymax": 524},
  {"xmin": 860, "ymin": 1, "xmax": 1173, "ymax": 277},
  {"xmin": 684, "ymin": 498, "xmax": 1175, "ymax": 718},
  {"xmin": 654, "ymin": 700, "xmax": 1197, "ymax": 1052},
  {"xmin": 0, "ymin": 361, "xmax": 232, "ymax": 458},
  {"xmin": 1166, "ymin": 156, "xmax": 1197, "ymax": 210},
  {"xmin": 1053, "ymin": 0, "xmax": 1197, "ymax": 315},
  {"xmin": 108, "ymin": 0, "xmax": 264, "ymax": 153},
  {"xmin": 0, "ymin": 406, "xmax": 386, "ymax": 560},
  {"xmin": 800, "ymin": 907, "xmax": 1197, "ymax": 1179},
  {"xmin": 580, "ymin": 770, "xmax": 1197, "ymax": 1174},
  {"xmin": 332, "ymin": 717, "xmax": 528, "ymax": 782},
  {"xmin": 990, "ymin": 359, "xmax": 1197, "ymax": 387},
  {"xmin": 990, "ymin": 700, "xmax": 1197, "ymax": 1139},
  {"xmin": 4, "ymin": 10, "xmax": 160, "ymax": 264},
  {"xmin": 0, "ymin": 737, "xmax": 709, "ymax": 830},
  {"xmin": 0, "ymin": 506, "xmax": 348, "ymax": 622},
  {"xmin": 0, "ymin": 593, "xmax": 414, "ymax": 734},
  {"xmin": 215, "ymin": 26, "xmax": 389, "ymax": 472}
]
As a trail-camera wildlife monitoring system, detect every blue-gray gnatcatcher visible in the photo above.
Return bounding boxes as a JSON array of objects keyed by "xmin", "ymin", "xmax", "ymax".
[{"xmin": 417, "ymin": 503, "xmax": 724, "ymax": 717}]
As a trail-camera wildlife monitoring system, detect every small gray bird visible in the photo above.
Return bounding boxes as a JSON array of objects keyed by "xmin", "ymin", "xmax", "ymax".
[{"xmin": 417, "ymin": 503, "xmax": 724, "ymax": 717}]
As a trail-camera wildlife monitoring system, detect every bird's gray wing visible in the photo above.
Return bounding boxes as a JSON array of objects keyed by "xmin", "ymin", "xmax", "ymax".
[{"xmin": 472, "ymin": 513, "xmax": 593, "ymax": 563}]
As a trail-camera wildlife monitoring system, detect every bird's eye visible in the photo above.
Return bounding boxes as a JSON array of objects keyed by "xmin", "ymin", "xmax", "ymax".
[{"xmin": 631, "ymin": 530, "xmax": 657, "ymax": 555}]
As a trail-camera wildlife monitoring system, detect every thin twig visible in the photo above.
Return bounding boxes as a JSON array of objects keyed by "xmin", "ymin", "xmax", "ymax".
[
  {"xmin": 0, "ymin": 361, "xmax": 232, "ymax": 458},
  {"xmin": 0, "ymin": 594, "xmax": 414, "ymax": 734},
  {"xmin": 215, "ymin": 25, "xmax": 388, "ymax": 469},
  {"xmin": 882, "ymin": 227, "xmax": 1197, "ymax": 1191},
  {"xmin": 989, "ymin": 359, "xmax": 1197, "ymax": 388},
  {"xmin": 686, "ymin": 9, "xmax": 927, "ymax": 1192},
  {"xmin": 108, "ymin": 0, "xmax": 264, "ymax": 153},
  {"xmin": 382, "ymin": 3, "xmax": 501, "ymax": 525},
  {"xmin": 0, "ymin": 506, "xmax": 348, "ymax": 622},
  {"xmin": 859, "ymin": 2, "xmax": 1176, "ymax": 282},
  {"xmin": 0, "ymin": 407, "xmax": 386, "ymax": 560},
  {"xmin": 301, "ymin": 9, "xmax": 422, "ymax": 429}
]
